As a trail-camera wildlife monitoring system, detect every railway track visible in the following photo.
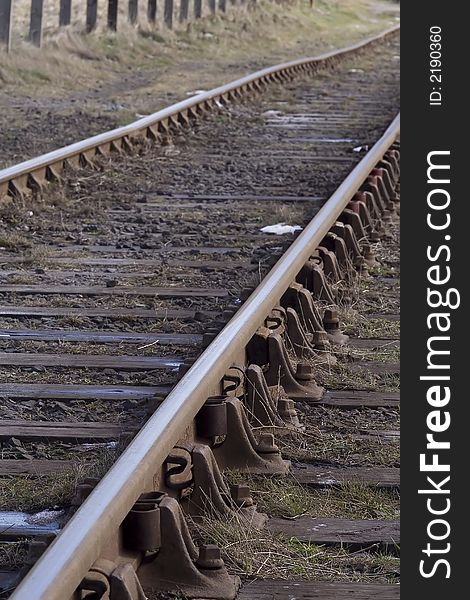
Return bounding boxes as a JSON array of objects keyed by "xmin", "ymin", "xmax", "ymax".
[{"xmin": 0, "ymin": 26, "xmax": 400, "ymax": 600}]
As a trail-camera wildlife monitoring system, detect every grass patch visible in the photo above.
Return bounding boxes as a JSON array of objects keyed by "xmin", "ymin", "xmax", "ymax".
[
  {"xmin": 225, "ymin": 473, "xmax": 399, "ymax": 520},
  {"xmin": 0, "ymin": 471, "xmax": 81, "ymax": 512},
  {"xmin": 277, "ymin": 428, "xmax": 400, "ymax": 467},
  {"xmin": 338, "ymin": 345, "xmax": 400, "ymax": 364},
  {"xmin": 0, "ymin": 541, "xmax": 29, "ymax": 569},
  {"xmin": 0, "ymin": 232, "xmax": 32, "ymax": 251},
  {"xmin": 0, "ymin": 449, "xmax": 118, "ymax": 511},
  {"xmin": 188, "ymin": 510, "xmax": 399, "ymax": 582},
  {"xmin": 313, "ymin": 359, "xmax": 400, "ymax": 392},
  {"xmin": 299, "ymin": 405, "xmax": 400, "ymax": 432},
  {"xmin": 2, "ymin": 0, "xmax": 399, "ymax": 103}
]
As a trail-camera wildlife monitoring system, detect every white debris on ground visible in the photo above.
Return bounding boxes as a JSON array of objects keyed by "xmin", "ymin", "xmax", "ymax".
[
  {"xmin": 26, "ymin": 509, "xmax": 64, "ymax": 526},
  {"xmin": 262, "ymin": 110, "xmax": 283, "ymax": 117},
  {"xmin": 260, "ymin": 223, "xmax": 303, "ymax": 235},
  {"xmin": 76, "ymin": 441, "xmax": 119, "ymax": 451},
  {"xmin": 353, "ymin": 145, "xmax": 369, "ymax": 152},
  {"xmin": 0, "ymin": 509, "xmax": 64, "ymax": 530}
]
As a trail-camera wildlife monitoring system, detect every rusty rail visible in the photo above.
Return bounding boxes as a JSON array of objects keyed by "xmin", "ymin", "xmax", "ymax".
[
  {"xmin": 8, "ymin": 28, "xmax": 400, "ymax": 600},
  {"xmin": 0, "ymin": 24, "xmax": 398, "ymax": 199},
  {"xmin": 10, "ymin": 113, "xmax": 400, "ymax": 600}
]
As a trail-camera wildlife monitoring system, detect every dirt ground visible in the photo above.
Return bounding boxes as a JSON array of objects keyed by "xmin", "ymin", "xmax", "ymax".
[{"xmin": 0, "ymin": 0, "xmax": 399, "ymax": 168}]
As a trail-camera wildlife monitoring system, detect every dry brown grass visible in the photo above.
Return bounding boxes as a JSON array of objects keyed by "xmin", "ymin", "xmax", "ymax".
[
  {"xmin": 0, "ymin": 231, "xmax": 32, "ymax": 251},
  {"xmin": 2, "ymin": 1, "xmax": 399, "ymax": 99},
  {"xmin": 225, "ymin": 472, "xmax": 400, "ymax": 519},
  {"xmin": 0, "ymin": 541, "xmax": 29, "ymax": 569},
  {"xmin": 189, "ymin": 511, "xmax": 399, "ymax": 582},
  {"xmin": 0, "ymin": 447, "xmax": 118, "ymax": 511},
  {"xmin": 187, "ymin": 483, "xmax": 399, "ymax": 582}
]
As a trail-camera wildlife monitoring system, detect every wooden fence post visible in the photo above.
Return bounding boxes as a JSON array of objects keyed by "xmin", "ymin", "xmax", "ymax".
[
  {"xmin": 194, "ymin": 0, "xmax": 202, "ymax": 18},
  {"xmin": 148, "ymin": 0, "xmax": 157, "ymax": 24},
  {"xmin": 179, "ymin": 0, "xmax": 189, "ymax": 22},
  {"xmin": 208, "ymin": 0, "xmax": 216, "ymax": 15},
  {"xmin": 29, "ymin": 0, "xmax": 44, "ymax": 47},
  {"xmin": 108, "ymin": 0, "xmax": 118, "ymax": 30},
  {"xmin": 164, "ymin": 0, "xmax": 173, "ymax": 29},
  {"xmin": 128, "ymin": 0, "xmax": 138, "ymax": 24},
  {"xmin": 59, "ymin": 0, "xmax": 72, "ymax": 26},
  {"xmin": 86, "ymin": 0, "xmax": 98, "ymax": 32},
  {"xmin": 0, "ymin": 0, "xmax": 12, "ymax": 52}
]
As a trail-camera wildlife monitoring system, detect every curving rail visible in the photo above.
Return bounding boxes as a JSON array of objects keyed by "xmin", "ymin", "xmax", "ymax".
[{"xmin": 0, "ymin": 25, "xmax": 398, "ymax": 201}]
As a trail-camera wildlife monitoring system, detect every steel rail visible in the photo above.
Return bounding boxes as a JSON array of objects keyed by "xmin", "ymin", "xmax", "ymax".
[
  {"xmin": 0, "ymin": 24, "xmax": 398, "ymax": 197},
  {"xmin": 10, "ymin": 113, "xmax": 400, "ymax": 600}
]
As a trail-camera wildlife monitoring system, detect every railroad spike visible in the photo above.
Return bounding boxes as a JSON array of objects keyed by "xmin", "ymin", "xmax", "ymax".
[
  {"xmin": 349, "ymin": 192, "xmax": 374, "ymax": 236},
  {"xmin": 110, "ymin": 563, "xmax": 147, "ymax": 600},
  {"xmin": 81, "ymin": 559, "xmax": 147, "ymax": 599},
  {"xmin": 262, "ymin": 332, "xmax": 325, "ymax": 401},
  {"xmin": 196, "ymin": 396, "xmax": 228, "ymax": 439},
  {"xmin": 138, "ymin": 496, "xmax": 240, "ymax": 599},
  {"xmin": 265, "ymin": 305, "xmax": 286, "ymax": 335},
  {"xmin": 339, "ymin": 208, "xmax": 368, "ymax": 244},
  {"xmin": 330, "ymin": 222, "xmax": 367, "ymax": 272},
  {"xmin": 281, "ymin": 283, "xmax": 322, "ymax": 332},
  {"xmin": 317, "ymin": 243, "xmax": 345, "ymax": 284},
  {"xmin": 295, "ymin": 261, "xmax": 337, "ymax": 305},
  {"xmin": 320, "ymin": 237, "xmax": 353, "ymax": 283},
  {"xmin": 211, "ymin": 397, "xmax": 290, "ymax": 474},
  {"xmin": 244, "ymin": 363, "xmax": 303, "ymax": 429},
  {"xmin": 285, "ymin": 307, "xmax": 337, "ymax": 366},
  {"xmin": 362, "ymin": 243, "xmax": 381, "ymax": 268},
  {"xmin": 181, "ymin": 443, "xmax": 268, "ymax": 529},
  {"xmin": 322, "ymin": 309, "xmax": 349, "ymax": 346}
]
